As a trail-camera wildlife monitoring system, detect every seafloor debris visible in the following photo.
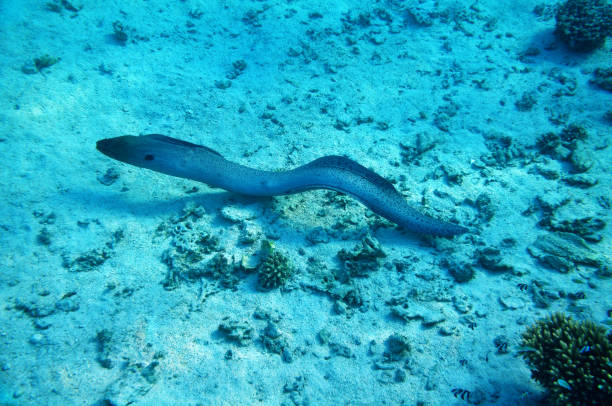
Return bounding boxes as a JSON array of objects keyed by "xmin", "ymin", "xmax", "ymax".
[
  {"xmin": 389, "ymin": 302, "xmax": 447, "ymax": 328},
  {"xmin": 158, "ymin": 204, "xmax": 231, "ymax": 289},
  {"xmin": 400, "ymin": 132, "xmax": 443, "ymax": 164},
  {"xmin": 220, "ymin": 204, "xmax": 261, "ymax": 223},
  {"xmin": 112, "ymin": 21, "xmax": 128, "ymax": 44},
  {"xmin": 103, "ymin": 357, "xmax": 161, "ymax": 405},
  {"xmin": 65, "ymin": 247, "xmax": 111, "ymax": 272},
  {"xmin": 383, "ymin": 333, "xmax": 411, "ymax": 362},
  {"xmin": 45, "ymin": 0, "xmax": 82, "ymax": 13},
  {"xmin": 441, "ymin": 258, "xmax": 476, "ymax": 283},
  {"xmin": 527, "ymin": 231, "xmax": 604, "ymax": 273},
  {"xmin": 198, "ymin": 252, "xmax": 241, "ymax": 289},
  {"xmin": 336, "ymin": 234, "xmax": 386, "ymax": 280},
  {"xmin": 317, "ymin": 328, "xmax": 354, "ymax": 359},
  {"xmin": 561, "ymin": 174, "xmax": 598, "ymax": 188},
  {"xmin": 22, "ymin": 54, "xmax": 60, "ymax": 74},
  {"xmin": 261, "ymin": 321, "xmax": 292, "ymax": 362},
  {"xmin": 95, "ymin": 329, "xmax": 114, "ymax": 369},
  {"xmin": 515, "ymin": 91, "xmax": 537, "ymax": 112},
  {"xmin": 590, "ymin": 67, "xmax": 612, "ymax": 92},
  {"xmin": 97, "ymin": 167, "xmax": 120, "ymax": 186},
  {"xmin": 217, "ymin": 318, "xmax": 254, "ymax": 346},
  {"xmin": 480, "ymin": 133, "xmax": 529, "ymax": 168},
  {"xmin": 499, "ymin": 294, "xmax": 528, "ymax": 310},
  {"xmin": 476, "ymin": 247, "xmax": 515, "ymax": 273},
  {"xmin": 549, "ymin": 214, "xmax": 606, "ymax": 243}
]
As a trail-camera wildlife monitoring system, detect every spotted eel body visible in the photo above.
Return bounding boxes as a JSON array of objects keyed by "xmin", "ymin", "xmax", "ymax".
[{"xmin": 96, "ymin": 134, "xmax": 468, "ymax": 237}]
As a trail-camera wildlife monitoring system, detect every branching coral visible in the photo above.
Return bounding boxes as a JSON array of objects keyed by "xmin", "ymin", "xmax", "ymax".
[
  {"xmin": 521, "ymin": 313, "xmax": 612, "ymax": 405},
  {"xmin": 257, "ymin": 242, "xmax": 294, "ymax": 290},
  {"xmin": 555, "ymin": 0, "xmax": 612, "ymax": 51}
]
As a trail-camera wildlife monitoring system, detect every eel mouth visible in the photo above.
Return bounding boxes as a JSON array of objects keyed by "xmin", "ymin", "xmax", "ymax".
[
  {"xmin": 96, "ymin": 135, "xmax": 143, "ymax": 164},
  {"xmin": 96, "ymin": 137, "xmax": 122, "ymax": 158}
]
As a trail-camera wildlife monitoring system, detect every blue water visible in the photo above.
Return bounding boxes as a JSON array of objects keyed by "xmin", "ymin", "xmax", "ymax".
[{"xmin": 1, "ymin": 1, "xmax": 610, "ymax": 405}]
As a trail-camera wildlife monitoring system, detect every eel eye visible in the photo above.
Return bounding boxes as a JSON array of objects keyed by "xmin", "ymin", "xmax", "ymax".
[{"xmin": 144, "ymin": 154, "xmax": 154, "ymax": 161}]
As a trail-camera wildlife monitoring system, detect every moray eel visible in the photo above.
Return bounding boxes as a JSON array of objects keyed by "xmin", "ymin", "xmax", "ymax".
[{"xmin": 96, "ymin": 134, "xmax": 468, "ymax": 237}]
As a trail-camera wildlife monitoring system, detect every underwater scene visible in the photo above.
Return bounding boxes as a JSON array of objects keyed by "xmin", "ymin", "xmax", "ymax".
[{"xmin": 1, "ymin": 0, "xmax": 611, "ymax": 405}]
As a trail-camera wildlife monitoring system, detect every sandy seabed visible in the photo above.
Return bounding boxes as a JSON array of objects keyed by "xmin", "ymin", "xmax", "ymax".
[{"xmin": 0, "ymin": 1, "xmax": 610, "ymax": 405}]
